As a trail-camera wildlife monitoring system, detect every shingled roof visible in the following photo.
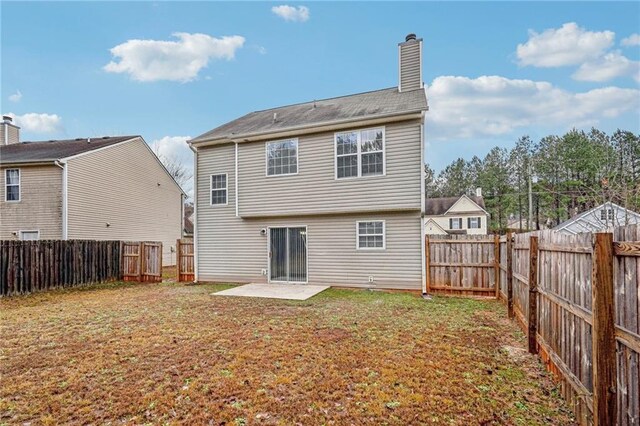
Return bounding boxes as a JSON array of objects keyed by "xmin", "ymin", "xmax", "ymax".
[
  {"xmin": 191, "ymin": 87, "xmax": 428, "ymax": 144},
  {"xmin": 0, "ymin": 136, "xmax": 139, "ymax": 164},
  {"xmin": 425, "ymin": 195, "xmax": 486, "ymax": 216}
]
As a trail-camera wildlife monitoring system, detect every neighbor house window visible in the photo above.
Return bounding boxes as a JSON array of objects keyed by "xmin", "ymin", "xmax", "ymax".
[
  {"xmin": 449, "ymin": 218, "xmax": 462, "ymax": 230},
  {"xmin": 335, "ymin": 128, "xmax": 384, "ymax": 179},
  {"xmin": 5, "ymin": 169, "xmax": 20, "ymax": 202},
  {"xmin": 210, "ymin": 174, "xmax": 227, "ymax": 205},
  {"xmin": 267, "ymin": 139, "xmax": 298, "ymax": 176},
  {"xmin": 19, "ymin": 230, "xmax": 39, "ymax": 241},
  {"xmin": 357, "ymin": 221, "xmax": 385, "ymax": 249},
  {"xmin": 600, "ymin": 209, "xmax": 614, "ymax": 221},
  {"xmin": 468, "ymin": 217, "xmax": 481, "ymax": 229}
]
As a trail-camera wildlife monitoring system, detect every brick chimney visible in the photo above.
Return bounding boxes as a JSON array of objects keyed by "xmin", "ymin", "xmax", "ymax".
[
  {"xmin": 398, "ymin": 33, "xmax": 423, "ymax": 92},
  {"xmin": 1, "ymin": 116, "xmax": 20, "ymax": 145}
]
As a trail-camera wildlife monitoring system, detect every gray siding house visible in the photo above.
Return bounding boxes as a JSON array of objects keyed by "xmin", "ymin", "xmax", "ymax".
[
  {"xmin": 553, "ymin": 201, "xmax": 640, "ymax": 235},
  {"xmin": 190, "ymin": 34, "xmax": 428, "ymax": 291},
  {"xmin": 0, "ymin": 125, "xmax": 186, "ymax": 264}
]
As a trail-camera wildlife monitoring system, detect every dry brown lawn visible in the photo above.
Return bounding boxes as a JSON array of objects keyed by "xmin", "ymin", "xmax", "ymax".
[{"xmin": 0, "ymin": 282, "xmax": 575, "ymax": 425}]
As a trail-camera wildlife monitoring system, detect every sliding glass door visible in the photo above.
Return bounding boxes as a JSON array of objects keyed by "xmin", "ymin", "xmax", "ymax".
[{"xmin": 269, "ymin": 227, "xmax": 307, "ymax": 283}]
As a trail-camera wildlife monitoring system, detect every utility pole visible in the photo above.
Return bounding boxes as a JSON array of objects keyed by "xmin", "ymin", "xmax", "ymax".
[{"xmin": 528, "ymin": 161, "xmax": 533, "ymax": 231}]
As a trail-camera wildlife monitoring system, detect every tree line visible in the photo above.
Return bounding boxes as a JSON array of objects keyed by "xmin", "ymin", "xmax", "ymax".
[{"xmin": 425, "ymin": 128, "xmax": 640, "ymax": 232}]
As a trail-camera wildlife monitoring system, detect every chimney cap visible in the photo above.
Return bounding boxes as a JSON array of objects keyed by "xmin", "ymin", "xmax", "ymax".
[
  {"xmin": 2, "ymin": 115, "xmax": 13, "ymax": 123},
  {"xmin": 405, "ymin": 33, "xmax": 417, "ymax": 42}
]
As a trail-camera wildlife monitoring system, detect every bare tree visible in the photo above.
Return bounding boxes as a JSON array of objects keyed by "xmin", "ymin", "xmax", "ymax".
[{"xmin": 156, "ymin": 153, "xmax": 192, "ymax": 193}]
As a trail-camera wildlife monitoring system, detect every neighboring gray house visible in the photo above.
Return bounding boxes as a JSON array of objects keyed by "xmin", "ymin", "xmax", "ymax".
[
  {"xmin": 0, "ymin": 121, "xmax": 186, "ymax": 264},
  {"xmin": 553, "ymin": 201, "xmax": 640, "ymax": 235},
  {"xmin": 189, "ymin": 34, "xmax": 428, "ymax": 291}
]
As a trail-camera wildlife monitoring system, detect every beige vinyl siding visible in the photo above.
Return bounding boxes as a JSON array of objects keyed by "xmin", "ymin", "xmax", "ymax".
[
  {"xmin": 238, "ymin": 120, "xmax": 422, "ymax": 217},
  {"xmin": 399, "ymin": 41, "xmax": 421, "ymax": 92},
  {"xmin": 66, "ymin": 137, "xmax": 183, "ymax": 265},
  {"xmin": 0, "ymin": 165, "xmax": 63, "ymax": 239},
  {"xmin": 197, "ymin": 143, "xmax": 422, "ymax": 290},
  {"xmin": 1, "ymin": 124, "xmax": 20, "ymax": 146}
]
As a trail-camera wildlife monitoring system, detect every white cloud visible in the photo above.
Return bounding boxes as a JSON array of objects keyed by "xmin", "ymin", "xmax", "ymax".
[
  {"xmin": 516, "ymin": 22, "xmax": 614, "ymax": 67},
  {"xmin": 573, "ymin": 51, "xmax": 640, "ymax": 82},
  {"xmin": 621, "ymin": 33, "xmax": 640, "ymax": 47},
  {"xmin": 8, "ymin": 90, "xmax": 22, "ymax": 103},
  {"xmin": 7, "ymin": 112, "xmax": 63, "ymax": 134},
  {"xmin": 150, "ymin": 136, "xmax": 194, "ymax": 196},
  {"xmin": 271, "ymin": 5, "xmax": 310, "ymax": 22},
  {"xmin": 426, "ymin": 75, "xmax": 640, "ymax": 140},
  {"xmin": 104, "ymin": 32, "xmax": 245, "ymax": 82}
]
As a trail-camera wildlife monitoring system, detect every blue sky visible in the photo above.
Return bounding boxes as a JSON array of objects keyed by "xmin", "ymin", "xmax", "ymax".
[{"xmin": 2, "ymin": 1, "xmax": 639, "ymax": 193}]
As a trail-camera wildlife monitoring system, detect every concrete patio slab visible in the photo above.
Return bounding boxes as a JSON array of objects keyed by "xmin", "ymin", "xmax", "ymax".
[{"xmin": 212, "ymin": 283, "xmax": 330, "ymax": 300}]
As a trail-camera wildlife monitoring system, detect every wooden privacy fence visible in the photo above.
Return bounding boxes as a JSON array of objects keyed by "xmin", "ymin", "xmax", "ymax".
[
  {"xmin": 176, "ymin": 239, "xmax": 194, "ymax": 282},
  {"xmin": 121, "ymin": 242, "xmax": 163, "ymax": 283},
  {"xmin": 493, "ymin": 226, "xmax": 640, "ymax": 426},
  {"xmin": 425, "ymin": 234, "xmax": 500, "ymax": 296},
  {"xmin": 0, "ymin": 240, "xmax": 162, "ymax": 296}
]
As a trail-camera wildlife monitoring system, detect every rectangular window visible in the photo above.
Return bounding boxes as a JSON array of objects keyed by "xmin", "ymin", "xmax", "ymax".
[
  {"xmin": 600, "ymin": 208, "xmax": 614, "ymax": 220},
  {"xmin": 357, "ymin": 221, "xmax": 385, "ymax": 249},
  {"xmin": 5, "ymin": 169, "xmax": 20, "ymax": 202},
  {"xmin": 335, "ymin": 128, "xmax": 384, "ymax": 179},
  {"xmin": 210, "ymin": 174, "xmax": 227, "ymax": 205},
  {"xmin": 19, "ymin": 230, "xmax": 39, "ymax": 241},
  {"xmin": 468, "ymin": 217, "xmax": 481, "ymax": 229},
  {"xmin": 449, "ymin": 218, "xmax": 462, "ymax": 230},
  {"xmin": 267, "ymin": 139, "xmax": 298, "ymax": 176}
]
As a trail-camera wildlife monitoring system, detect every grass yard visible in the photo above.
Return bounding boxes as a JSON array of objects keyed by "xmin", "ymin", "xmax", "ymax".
[{"xmin": 0, "ymin": 282, "xmax": 575, "ymax": 425}]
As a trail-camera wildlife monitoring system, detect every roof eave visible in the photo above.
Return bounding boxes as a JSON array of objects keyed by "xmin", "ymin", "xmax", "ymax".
[
  {"xmin": 189, "ymin": 109, "xmax": 425, "ymax": 148},
  {"xmin": 0, "ymin": 160, "xmax": 58, "ymax": 167}
]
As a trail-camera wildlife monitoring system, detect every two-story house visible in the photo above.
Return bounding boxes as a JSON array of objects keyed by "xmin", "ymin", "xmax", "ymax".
[
  {"xmin": 190, "ymin": 34, "xmax": 428, "ymax": 291},
  {"xmin": 424, "ymin": 192, "xmax": 489, "ymax": 235},
  {"xmin": 553, "ymin": 201, "xmax": 640, "ymax": 234},
  {"xmin": 0, "ymin": 119, "xmax": 186, "ymax": 264}
]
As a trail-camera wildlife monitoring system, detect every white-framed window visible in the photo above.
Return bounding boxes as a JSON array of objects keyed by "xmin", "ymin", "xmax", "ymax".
[
  {"xmin": 600, "ymin": 208, "xmax": 614, "ymax": 221},
  {"xmin": 335, "ymin": 127, "xmax": 385, "ymax": 179},
  {"xmin": 356, "ymin": 221, "xmax": 385, "ymax": 250},
  {"xmin": 19, "ymin": 230, "xmax": 39, "ymax": 241},
  {"xmin": 449, "ymin": 218, "xmax": 462, "ymax": 230},
  {"xmin": 5, "ymin": 169, "xmax": 20, "ymax": 202},
  {"xmin": 468, "ymin": 217, "xmax": 481, "ymax": 229},
  {"xmin": 210, "ymin": 174, "xmax": 228, "ymax": 205},
  {"xmin": 266, "ymin": 139, "xmax": 298, "ymax": 176}
]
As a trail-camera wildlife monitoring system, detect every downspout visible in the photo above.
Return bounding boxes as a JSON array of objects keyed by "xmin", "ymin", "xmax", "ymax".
[
  {"xmin": 54, "ymin": 160, "xmax": 68, "ymax": 240},
  {"xmin": 235, "ymin": 142, "xmax": 239, "ymax": 217},
  {"xmin": 189, "ymin": 144, "xmax": 199, "ymax": 282},
  {"xmin": 420, "ymin": 117, "xmax": 427, "ymax": 296}
]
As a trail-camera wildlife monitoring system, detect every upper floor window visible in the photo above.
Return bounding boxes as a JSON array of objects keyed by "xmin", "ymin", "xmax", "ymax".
[
  {"xmin": 468, "ymin": 217, "xmax": 481, "ymax": 229},
  {"xmin": 5, "ymin": 169, "xmax": 20, "ymax": 202},
  {"xmin": 357, "ymin": 221, "xmax": 385, "ymax": 249},
  {"xmin": 600, "ymin": 208, "xmax": 614, "ymax": 221},
  {"xmin": 335, "ymin": 128, "xmax": 385, "ymax": 179},
  {"xmin": 267, "ymin": 139, "xmax": 298, "ymax": 176},
  {"xmin": 210, "ymin": 174, "xmax": 228, "ymax": 205},
  {"xmin": 449, "ymin": 218, "xmax": 462, "ymax": 230}
]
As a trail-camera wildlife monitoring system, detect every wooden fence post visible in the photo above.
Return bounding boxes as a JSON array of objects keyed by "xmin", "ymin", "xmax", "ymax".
[
  {"xmin": 592, "ymin": 232, "xmax": 617, "ymax": 426},
  {"xmin": 528, "ymin": 235, "xmax": 539, "ymax": 354},
  {"xmin": 138, "ymin": 242, "xmax": 144, "ymax": 282},
  {"xmin": 494, "ymin": 234, "xmax": 500, "ymax": 299},
  {"xmin": 176, "ymin": 239, "xmax": 181, "ymax": 282},
  {"xmin": 424, "ymin": 235, "xmax": 431, "ymax": 294},
  {"xmin": 506, "ymin": 231, "xmax": 514, "ymax": 319}
]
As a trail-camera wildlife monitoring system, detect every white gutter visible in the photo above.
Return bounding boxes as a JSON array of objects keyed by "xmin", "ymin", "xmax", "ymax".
[
  {"xmin": 420, "ymin": 118, "xmax": 426, "ymax": 295},
  {"xmin": 54, "ymin": 160, "xmax": 68, "ymax": 240},
  {"xmin": 190, "ymin": 110, "xmax": 424, "ymax": 147},
  {"xmin": 235, "ymin": 141, "xmax": 239, "ymax": 217},
  {"xmin": 189, "ymin": 144, "xmax": 199, "ymax": 283}
]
